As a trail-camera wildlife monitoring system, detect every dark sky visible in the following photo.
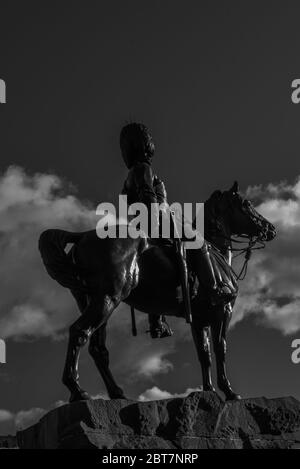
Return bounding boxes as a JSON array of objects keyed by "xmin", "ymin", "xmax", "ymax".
[{"xmin": 0, "ymin": 1, "xmax": 300, "ymax": 434}]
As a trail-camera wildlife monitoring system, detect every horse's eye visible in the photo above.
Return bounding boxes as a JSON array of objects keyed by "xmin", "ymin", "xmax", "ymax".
[{"xmin": 243, "ymin": 200, "xmax": 251, "ymax": 208}]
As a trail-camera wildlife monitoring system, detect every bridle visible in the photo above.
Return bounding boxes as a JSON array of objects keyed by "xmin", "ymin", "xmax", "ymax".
[
  {"xmin": 227, "ymin": 235, "xmax": 266, "ymax": 281},
  {"xmin": 206, "ymin": 192, "xmax": 268, "ymax": 281}
]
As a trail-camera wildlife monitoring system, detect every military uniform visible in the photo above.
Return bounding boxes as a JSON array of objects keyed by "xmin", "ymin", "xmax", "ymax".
[{"xmin": 120, "ymin": 123, "xmax": 234, "ymax": 338}]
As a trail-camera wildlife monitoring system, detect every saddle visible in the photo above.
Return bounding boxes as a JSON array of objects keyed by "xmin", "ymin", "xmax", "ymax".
[{"xmin": 148, "ymin": 237, "xmax": 238, "ymax": 314}]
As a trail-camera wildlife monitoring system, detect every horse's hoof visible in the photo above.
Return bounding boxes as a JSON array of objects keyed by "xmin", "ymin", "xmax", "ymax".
[{"xmin": 69, "ymin": 390, "xmax": 91, "ymax": 403}]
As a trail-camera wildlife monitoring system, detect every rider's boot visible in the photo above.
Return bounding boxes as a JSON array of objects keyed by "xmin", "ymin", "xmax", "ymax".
[
  {"xmin": 194, "ymin": 242, "xmax": 234, "ymax": 305},
  {"xmin": 148, "ymin": 315, "xmax": 173, "ymax": 339}
]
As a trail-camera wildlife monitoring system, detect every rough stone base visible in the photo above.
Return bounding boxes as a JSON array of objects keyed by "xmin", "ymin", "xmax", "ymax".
[{"xmin": 17, "ymin": 392, "xmax": 300, "ymax": 449}]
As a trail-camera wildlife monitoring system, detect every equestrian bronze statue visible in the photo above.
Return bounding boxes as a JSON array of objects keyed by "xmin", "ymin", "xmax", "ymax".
[
  {"xmin": 120, "ymin": 123, "xmax": 235, "ymax": 338},
  {"xmin": 39, "ymin": 124, "xmax": 276, "ymax": 403}
]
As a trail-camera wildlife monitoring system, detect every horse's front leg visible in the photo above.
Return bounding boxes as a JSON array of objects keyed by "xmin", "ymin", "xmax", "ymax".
[
  {"xmin": 211, "ymin": 304, "xmax": 241, "ymax": 401},
  {"xmin": 89, "ymin": 324, "xmax": 126, "ymax": 399},
  {"xmin": 62, "ymin": 293, "xmax": 119, "ymax": 403},
  {"xmin": 191, "ymin": 320, "xmax": 215, "ymax": 392}
]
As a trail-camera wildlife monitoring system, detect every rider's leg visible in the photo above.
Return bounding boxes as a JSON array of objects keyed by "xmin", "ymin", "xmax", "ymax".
[
  {"xmin": 192, "ymin": 242, "xmax": 233, "ymax": 305},
  {"xmin": 181, "ymin": 220, "xmax": 231, "ymax": 305},
  {"xmin": 148, "ymin": 314, "xmax": 173, "ymax": 339}
]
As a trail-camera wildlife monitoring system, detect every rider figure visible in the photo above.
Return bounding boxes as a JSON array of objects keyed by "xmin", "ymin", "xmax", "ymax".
[{"xmin": 120, "ymin": 122, "xmax": 233, "ymax": 338}]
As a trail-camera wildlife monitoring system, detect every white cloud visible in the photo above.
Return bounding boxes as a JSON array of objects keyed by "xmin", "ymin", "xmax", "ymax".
[
  {"xmin": 261, "ymin": 299, "xmax": 300, "ymax": 335},
  {"xmin": 15, "ymin": 408, "xmax": 46, "ymax": 431},
  {"xmin": 0, "ymin": 399, "xmax": 77, "ymax": 433},
  {"xmin": 232, "ymin": 176, "xmax": 300, "ymax": 334},
  {"xmin": 91, "ymin": 392, "xmax": 109, "ymax": 400},
  {"xmin": 1, "ymin": 165, "xmax": 300, "ymax": 341},
  {"xmin": 107, "ymin": 325, "xmax": 176, "ymax": 381},
  {"xmin": 136, "ymin": 352, "xmax": 173, "ymax": 378},
  {"xmin": 0, "ymin": 407, "xmax": 46, "ymax": 432},
  {"xmin": 0, "ymin": 410, "xmax": 14, "ymax": 422},
  {"xmin": 53, "ymin": 400, "xmax": 67, "ymax": 408},
  {"xmin": 138, "ymin": 386, "xmax": 202, "ymax": 402},
  {"xmin": 0, "ymin": 166, "xmax": 96, "ymax": 340}
]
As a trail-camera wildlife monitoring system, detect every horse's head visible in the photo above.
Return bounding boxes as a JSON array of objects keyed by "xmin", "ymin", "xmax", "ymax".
[{"xmin": 221, "ymin": 181, "xmax": 276, "ymax": 242}]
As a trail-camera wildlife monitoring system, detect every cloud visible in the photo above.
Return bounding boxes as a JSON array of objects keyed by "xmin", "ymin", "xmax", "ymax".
[
  {"xmin": 0, "ymin": 407, "xmax": 46, "ymax": 433},
  {"xmin": 232, "ymin": 176, "xmax": 300, "ymax": 334},
  {"xmin": 0, "ymin": 399, "xmax": 79, "ymax": 434},
  {"xmin": 110, "ymin": 329, "xmax": 175, "ymax": 380},
  {"xmin": 1, "ymin": 164, "xmax": 299, "ymax": 342},
  {"xmin": 91, "ymin": 392, "xmax": 109, "ymax": 400},
  {"xmin": 138, "ymin": 386, "xmax": 202, "ymax": 402},
  {"xmin": 0, "ymin": 166, "xmax": 96, "ymax": 340},
  {"xmin": 0, "ymin": 410, "xmax": 14, "ymax": 422},
  {"xmin": 14, "ymin": 408, "xmax": 46, "ymax": 431},
  {"xmin": 136, "ymin": 353, "xmax": 173, "ymax": 378}
]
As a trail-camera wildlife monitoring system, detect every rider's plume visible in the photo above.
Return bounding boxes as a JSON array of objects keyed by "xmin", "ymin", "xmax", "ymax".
[{"xmin": 230, "ymin": 181, "xmax": 239, "ymax": 194}]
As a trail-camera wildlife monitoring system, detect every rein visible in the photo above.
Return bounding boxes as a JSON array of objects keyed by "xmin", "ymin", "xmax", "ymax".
[
  {"xmin": 227, "ymin": 235, "xmax": 265, "ymax": 281},
  {"xmin": 205, "ymin": 194, "xmax": 267, "ymax": 282}
]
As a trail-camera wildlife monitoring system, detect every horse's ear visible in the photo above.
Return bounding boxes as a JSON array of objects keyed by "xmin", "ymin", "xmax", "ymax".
[{"xmin": 230, "ymin": 181, "xmax": 239, "ymax": 193}]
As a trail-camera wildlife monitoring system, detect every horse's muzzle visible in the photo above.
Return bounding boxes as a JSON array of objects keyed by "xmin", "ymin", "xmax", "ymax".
[{"xmin": 263, "ymin": 224, "xmax": 276, "ymax": 241}]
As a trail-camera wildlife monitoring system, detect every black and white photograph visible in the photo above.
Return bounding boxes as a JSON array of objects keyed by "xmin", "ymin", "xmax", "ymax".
[{"xmin": 0, "ymin": 0, "xmax": 300, "ymax": 455}]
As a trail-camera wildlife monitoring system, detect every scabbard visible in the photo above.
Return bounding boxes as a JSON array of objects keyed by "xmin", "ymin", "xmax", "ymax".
[
  {"xmin": 131, "ymin": 305, "xmax": 137, "ymax": 336},
  {"xmin": 170, "ymin": 211, "xmax": 193, "ymax": 324}
]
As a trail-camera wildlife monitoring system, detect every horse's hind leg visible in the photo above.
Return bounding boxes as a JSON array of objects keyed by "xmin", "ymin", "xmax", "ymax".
[
  {"xmin": 89, "ymin": 324, "xmax": 126, "ymax": 399},
  {"xmin": 62, "ymin": 293, "xmax": 119, "ymax": 403},
  {"xmin": 211, "ymin": 305, "xmax": 241, "ymax": 401},
  {"xmin": 191, "ymin": 319, "xmax": 215, "ymax": 392}
]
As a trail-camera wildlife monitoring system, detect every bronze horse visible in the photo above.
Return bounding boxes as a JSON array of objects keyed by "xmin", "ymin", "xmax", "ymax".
[{"xmin": 39, "ymin": 182, "xmax": 276, "ymax": 403}]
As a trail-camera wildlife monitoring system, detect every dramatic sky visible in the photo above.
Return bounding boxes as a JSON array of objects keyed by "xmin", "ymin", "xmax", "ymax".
[{"xmin": 1, "ymin": 2, "xmax": 300, "ymax": 434}]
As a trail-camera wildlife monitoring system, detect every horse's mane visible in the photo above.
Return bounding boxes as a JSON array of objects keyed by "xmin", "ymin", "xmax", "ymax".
[
  {"xmin": 204, "ymin": 190, "xmax": 222, "ymax": 211},
  {"xmin": 203, "ymin": 190, "xmax": 226, "ymax": 241}
]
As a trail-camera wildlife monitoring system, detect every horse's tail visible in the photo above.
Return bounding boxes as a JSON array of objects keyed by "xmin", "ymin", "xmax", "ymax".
[{"xmin": 39, "ymin": 229, "xmax": 87, "ymax": 292}]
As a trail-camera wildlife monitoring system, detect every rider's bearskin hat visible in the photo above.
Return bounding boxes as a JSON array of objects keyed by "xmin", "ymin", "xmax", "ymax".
[{"xmin": 120, "ymin": 123, "xmax": 155, "ymax": 169}]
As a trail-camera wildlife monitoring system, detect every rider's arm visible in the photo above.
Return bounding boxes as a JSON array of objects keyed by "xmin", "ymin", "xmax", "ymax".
[
  {"xmin": 153, "ymin": 175, "xmax": 168, "ymax": 206},
  {"xmin": 133, "ymin": 162, "xmax": 158, "ymax": 207},
  {"xmin": 133, "ymin": 162, "xmax": 160, "ymax": 229}
]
